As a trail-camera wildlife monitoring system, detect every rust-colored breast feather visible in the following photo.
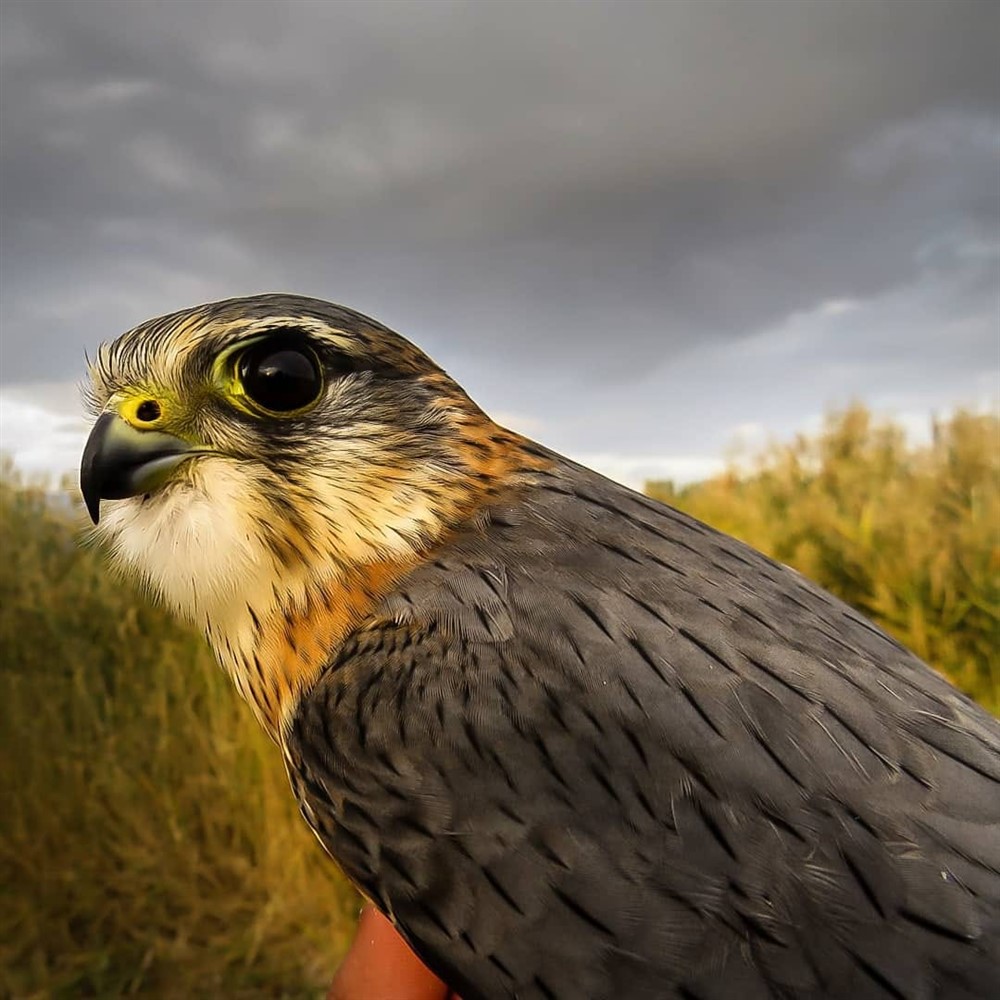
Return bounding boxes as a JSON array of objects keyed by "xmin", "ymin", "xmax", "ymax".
[{"xmin": 246, "ymin": 423, "xmax": 551, "ymax": 738}]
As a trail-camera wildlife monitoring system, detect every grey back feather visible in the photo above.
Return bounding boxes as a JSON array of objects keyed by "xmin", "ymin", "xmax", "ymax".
[{"xmin": 288, "ymin": 450, "xmax": 1000, "ymax": 1000}]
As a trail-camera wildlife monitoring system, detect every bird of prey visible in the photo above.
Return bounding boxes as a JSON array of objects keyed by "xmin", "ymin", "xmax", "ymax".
[{"xmin": 80, "ymin": 294, "xmax": 999, "ymax": 1000}]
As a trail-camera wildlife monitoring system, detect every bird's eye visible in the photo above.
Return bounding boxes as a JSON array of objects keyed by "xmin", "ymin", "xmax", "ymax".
[{"xmin": 237, "ymin": 340, "xmax": 322, "ymax": 414}]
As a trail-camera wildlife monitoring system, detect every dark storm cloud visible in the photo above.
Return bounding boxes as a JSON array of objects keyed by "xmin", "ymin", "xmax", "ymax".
[{"xmin": 0, "ymin": 0, "xmax": 997, "ymax": 431}]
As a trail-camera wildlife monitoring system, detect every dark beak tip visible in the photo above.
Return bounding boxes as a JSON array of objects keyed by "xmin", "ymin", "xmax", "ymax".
[
  {"xmin": 80, "ymin": 412, "xmax": 113, "ymax": 526},
  {"xmin": 84, "ymin": 492, "xmax": 101, "ymax": 526}
]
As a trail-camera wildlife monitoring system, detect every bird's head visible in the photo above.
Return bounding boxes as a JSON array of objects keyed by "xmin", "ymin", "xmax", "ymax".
[{"xmin": 81, "ymin": 293, "xmax": 535, "ymax": 736}]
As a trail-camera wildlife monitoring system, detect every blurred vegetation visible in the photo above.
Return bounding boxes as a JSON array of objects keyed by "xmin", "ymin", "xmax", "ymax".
[
  {"xmin": 649, "ymin": 405, "xmax": 999, "ymax": 713},
  {"xmin": 0, "ymin": 458, "xmax": 358, "ymax": 999},
  {"xmin": 1, "ymin": 405, "xmax": 997, "ymax": 997}
]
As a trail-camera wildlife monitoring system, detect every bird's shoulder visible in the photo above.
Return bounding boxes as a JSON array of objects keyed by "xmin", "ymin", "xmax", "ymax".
[{"xmin": 287, "ymin": 452, "xmax": 1000, "ymax": 999}]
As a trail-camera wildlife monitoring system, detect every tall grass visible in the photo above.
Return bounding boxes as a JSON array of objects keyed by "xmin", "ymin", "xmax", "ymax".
[
  {"xmin": 2, "ymin": 406, "xmax": 997, "ymax": 997},
  {"xmin": 648, "ymin": 406, "xmax": 1000, "ymax": 713},
  {"xmin": 0, "ymin": 459, "xmax": 358, "ymax": 999}
]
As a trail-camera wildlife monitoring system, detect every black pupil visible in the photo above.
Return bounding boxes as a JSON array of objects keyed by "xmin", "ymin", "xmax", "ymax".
[{"xmin": 240, "ymin": 344, "xmax": 321, "ymax": 412}]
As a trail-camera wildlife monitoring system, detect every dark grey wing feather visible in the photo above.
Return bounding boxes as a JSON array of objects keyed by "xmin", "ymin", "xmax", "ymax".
[{"xmin": 287, "ymin": 454, "xmax": 1000, "ymax": 1000}]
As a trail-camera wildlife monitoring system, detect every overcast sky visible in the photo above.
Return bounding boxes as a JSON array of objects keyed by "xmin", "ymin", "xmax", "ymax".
[{"xmin": 1, "ymin": 0, "xmax": 997, "ymax": 488}]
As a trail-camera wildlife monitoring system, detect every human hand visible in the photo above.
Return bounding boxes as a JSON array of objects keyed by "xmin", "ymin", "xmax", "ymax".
[{"xmin": 328, "ymin": 905, "xmax": 459, "ymax": 1000}]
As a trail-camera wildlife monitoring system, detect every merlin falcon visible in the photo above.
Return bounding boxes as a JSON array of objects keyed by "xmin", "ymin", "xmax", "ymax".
[{"xmin": 80, "ymin": 294, "xmax": 1000, "ymax": 999}]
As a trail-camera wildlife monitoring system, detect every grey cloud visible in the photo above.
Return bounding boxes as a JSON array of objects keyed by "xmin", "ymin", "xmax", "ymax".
[{"xmin": 0, "ymin": 0, "xmax": 997, "ymax": 459}]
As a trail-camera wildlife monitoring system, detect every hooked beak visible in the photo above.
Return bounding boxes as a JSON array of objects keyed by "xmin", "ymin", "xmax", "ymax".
[{"xmin": 80, "ymin": 413, "xmax": 199, "ymax": 525}]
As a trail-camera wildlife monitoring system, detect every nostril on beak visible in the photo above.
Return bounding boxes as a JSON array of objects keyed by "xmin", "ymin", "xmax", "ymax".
[{"xmin": 136, "ymin": 400, "xmax": 161, "ymax": 423}]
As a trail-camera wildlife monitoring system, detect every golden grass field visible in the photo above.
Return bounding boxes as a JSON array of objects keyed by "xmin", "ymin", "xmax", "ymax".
[{"xmin": 2, "ymin": 405, "xmax": 997, "ymax": 998}]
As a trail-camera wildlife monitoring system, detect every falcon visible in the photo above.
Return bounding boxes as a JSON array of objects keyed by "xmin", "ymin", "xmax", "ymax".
[{"xmin": 80, "ymin": 294, "xmax": 1000, "ymax": 999}]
